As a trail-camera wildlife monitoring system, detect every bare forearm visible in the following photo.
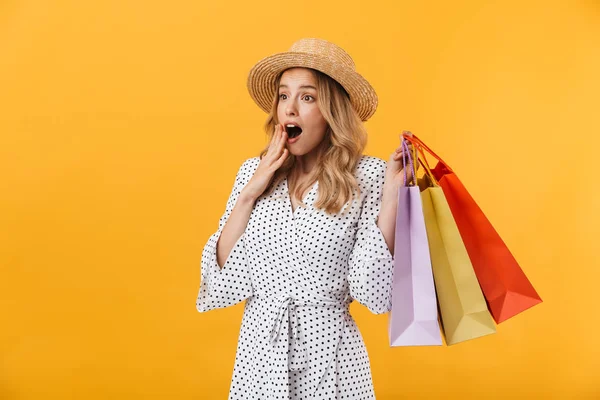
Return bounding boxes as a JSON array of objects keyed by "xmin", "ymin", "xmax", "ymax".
[
  {"xmin": 377, "ymin": 185, "xmax": 399, "ymax": 257},
  {"xmin": 377, "ymin": 176, "xmax": 429, "ymax": 258},
  {"xmin": 216, "ymin": 191, "xmax": 256, "ymax": 269}
]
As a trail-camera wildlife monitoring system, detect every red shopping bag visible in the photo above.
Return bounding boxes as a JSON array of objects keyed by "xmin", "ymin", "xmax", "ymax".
[{"xmin": 404, "ymin": 132, "xmax": 542, "ymax": 323}]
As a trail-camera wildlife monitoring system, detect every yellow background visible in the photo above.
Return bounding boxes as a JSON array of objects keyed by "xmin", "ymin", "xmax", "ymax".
[{"xmin": 1, "ymin": 1, "xmax": 599, "ymax": 399}]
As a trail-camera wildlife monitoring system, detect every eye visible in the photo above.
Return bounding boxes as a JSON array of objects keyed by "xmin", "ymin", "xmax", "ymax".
[
  {"xmin": 279, "ymin": 93, "xmax": 287, "ymax": 100},
  {"xmin": 303, "ymin": 95, "xmax": 314, "ymax": 101}
]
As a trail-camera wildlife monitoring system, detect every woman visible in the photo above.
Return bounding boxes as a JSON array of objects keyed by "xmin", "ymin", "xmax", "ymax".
[{"xmin": 196, "ymin": 38, "xmax": 415, "ymax": 400}]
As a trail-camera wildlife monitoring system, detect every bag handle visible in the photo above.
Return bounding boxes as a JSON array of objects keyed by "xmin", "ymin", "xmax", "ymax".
[
  {"xmin": 418, "ymin": 145, "xmax": 440, "ymax": 187},
  {"xmin": 401, "ymin": 131, "xmax": 454, "ymax": 173},
  {"xmin": 402, "ymin": 132, "xmax": 439, "ymax": 187},
  {"xmin": 401, "ymin": 139, "xmax": 417, "ymax": 187}
]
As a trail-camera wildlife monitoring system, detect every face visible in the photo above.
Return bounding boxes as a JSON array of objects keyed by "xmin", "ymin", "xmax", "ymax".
[{"xmin": 277, "ymin": 68, "xmax": 328, "ymax": 157}]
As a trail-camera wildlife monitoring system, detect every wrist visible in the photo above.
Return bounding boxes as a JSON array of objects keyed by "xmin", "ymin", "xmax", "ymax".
[
  {"xmin": 382, "ymin": 182, "xmax": 400, "ymax": 203},
  {"xmin": 381, "ymin": 188, "xmax": 399, "ymax": 208},
  {"xmin": 238, "ymin": 190, "xmax": 258, "ymax": 205}
]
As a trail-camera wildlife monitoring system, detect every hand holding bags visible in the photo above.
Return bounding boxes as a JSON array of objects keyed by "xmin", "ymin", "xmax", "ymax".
[
  {"xmin": 410, "ymin": 134, "xmax": 542, "ymax": 323},
  {"xmin": 409, "ymin": 135, "xmax": 497, "ymax": 345},
  {"xmin": 389, "ymin": 140, "xmax": 442, "ymax": 346}
]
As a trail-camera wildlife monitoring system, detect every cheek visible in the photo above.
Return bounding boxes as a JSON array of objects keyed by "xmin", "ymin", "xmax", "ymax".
[
  {"xmin": 305, "ymin": 107, "xmax": 327, "ymax": 131},
  {"xmin": 276, "ymin": 103, "xmax": 285, "ymax": 120}
]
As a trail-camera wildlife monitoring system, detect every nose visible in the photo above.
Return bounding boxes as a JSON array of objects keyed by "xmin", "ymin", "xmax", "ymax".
[{"xmin": 285, "ymin": 100, "xmax": 298, "ymax": 116}]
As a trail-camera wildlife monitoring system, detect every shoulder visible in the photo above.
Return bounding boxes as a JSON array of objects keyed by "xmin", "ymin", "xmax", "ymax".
[
  {"xmin": 240, "ymin": 156, "xmax": 261, "ymax": 171},
  {"xmin": 355, "ymin": 155, "xmax": 387, "ymax": 188},
  {"xmin": 234, "ymin": 157, "xmax": 261, "ymax": 185}
]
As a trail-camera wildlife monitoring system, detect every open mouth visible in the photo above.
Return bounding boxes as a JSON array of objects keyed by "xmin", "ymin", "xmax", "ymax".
[{"xmin": 285, "ymin": 124, "xmax": 303, "ymax": 138}]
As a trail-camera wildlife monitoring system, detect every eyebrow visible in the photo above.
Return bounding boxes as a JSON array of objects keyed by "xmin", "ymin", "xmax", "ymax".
[{"xmin": 278, "ymin": 84, "xmax": 317, "ymax": 91}]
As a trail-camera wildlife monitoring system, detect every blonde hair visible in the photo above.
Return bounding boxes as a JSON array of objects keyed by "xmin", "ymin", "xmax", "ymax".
[{"xmin": 258, "ymin": 68, "xmax": 368, "ymax": 215}]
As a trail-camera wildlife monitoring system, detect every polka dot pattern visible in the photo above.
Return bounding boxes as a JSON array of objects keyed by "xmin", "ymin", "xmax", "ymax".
[{"xmin": 196, "ymin": 155, "xmax": 394, "ymax": 399}]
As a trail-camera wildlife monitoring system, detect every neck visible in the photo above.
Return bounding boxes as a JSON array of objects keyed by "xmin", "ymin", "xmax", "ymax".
[
  {"xmin": 293, "ymin": 154, "xmax": 315, "ymax": 175},
  {"xmin": 292, "ymin": 136, "xmax": 328, "ymax": 176}
]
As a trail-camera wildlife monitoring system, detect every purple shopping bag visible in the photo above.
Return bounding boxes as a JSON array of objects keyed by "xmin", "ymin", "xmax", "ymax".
[{"xmin": 388, "ymin": 139, "xmax": 442, "ymax": 346}]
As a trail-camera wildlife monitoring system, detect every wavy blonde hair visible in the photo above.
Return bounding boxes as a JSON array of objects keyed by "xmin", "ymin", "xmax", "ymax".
[{"xmin": 258, "ymin": 68, "xmax": 368, "ymax": 215}]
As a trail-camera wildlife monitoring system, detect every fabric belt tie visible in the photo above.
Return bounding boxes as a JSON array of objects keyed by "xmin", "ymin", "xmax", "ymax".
[{"xmin": 269, "ymin": 295, "xmax": 309, "ymax": 371}]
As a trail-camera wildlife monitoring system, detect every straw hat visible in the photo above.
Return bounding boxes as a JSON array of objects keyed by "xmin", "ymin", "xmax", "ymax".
[{"xmin": 247, "ymin": 38, "xmax": 378, "ymax": 121}]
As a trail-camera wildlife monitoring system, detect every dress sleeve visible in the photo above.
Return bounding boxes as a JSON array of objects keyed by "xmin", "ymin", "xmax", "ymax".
[
  {"xmin": 347, "ymin": 161, "xmax": 394, "ymax": 314},
  {"xmin": 196, "ymin": 158, "xmax": 256, "ymax": 313}
]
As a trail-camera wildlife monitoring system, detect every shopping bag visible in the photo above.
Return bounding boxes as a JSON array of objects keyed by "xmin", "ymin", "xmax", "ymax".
[
  {"xmin": 407, "ymin": 136, "xmax": 496, "ymax": 345},
  {"xmin": 409, "ymin": 133, "xmax": 542, "ymax": 323},
  {"xmin": 389, "ymin": 140, "xmax": 442, "ymax": 346}
]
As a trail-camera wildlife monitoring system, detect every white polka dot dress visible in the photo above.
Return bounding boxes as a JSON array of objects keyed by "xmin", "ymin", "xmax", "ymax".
[{"xmin": 196, "ymin": 155, "xmax": 394, "ymax": 400}]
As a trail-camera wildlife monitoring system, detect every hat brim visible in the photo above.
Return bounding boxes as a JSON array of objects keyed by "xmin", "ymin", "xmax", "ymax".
[{"xmin": 247, "ymin": 52, "xmax": 378, "ymax": 122}]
